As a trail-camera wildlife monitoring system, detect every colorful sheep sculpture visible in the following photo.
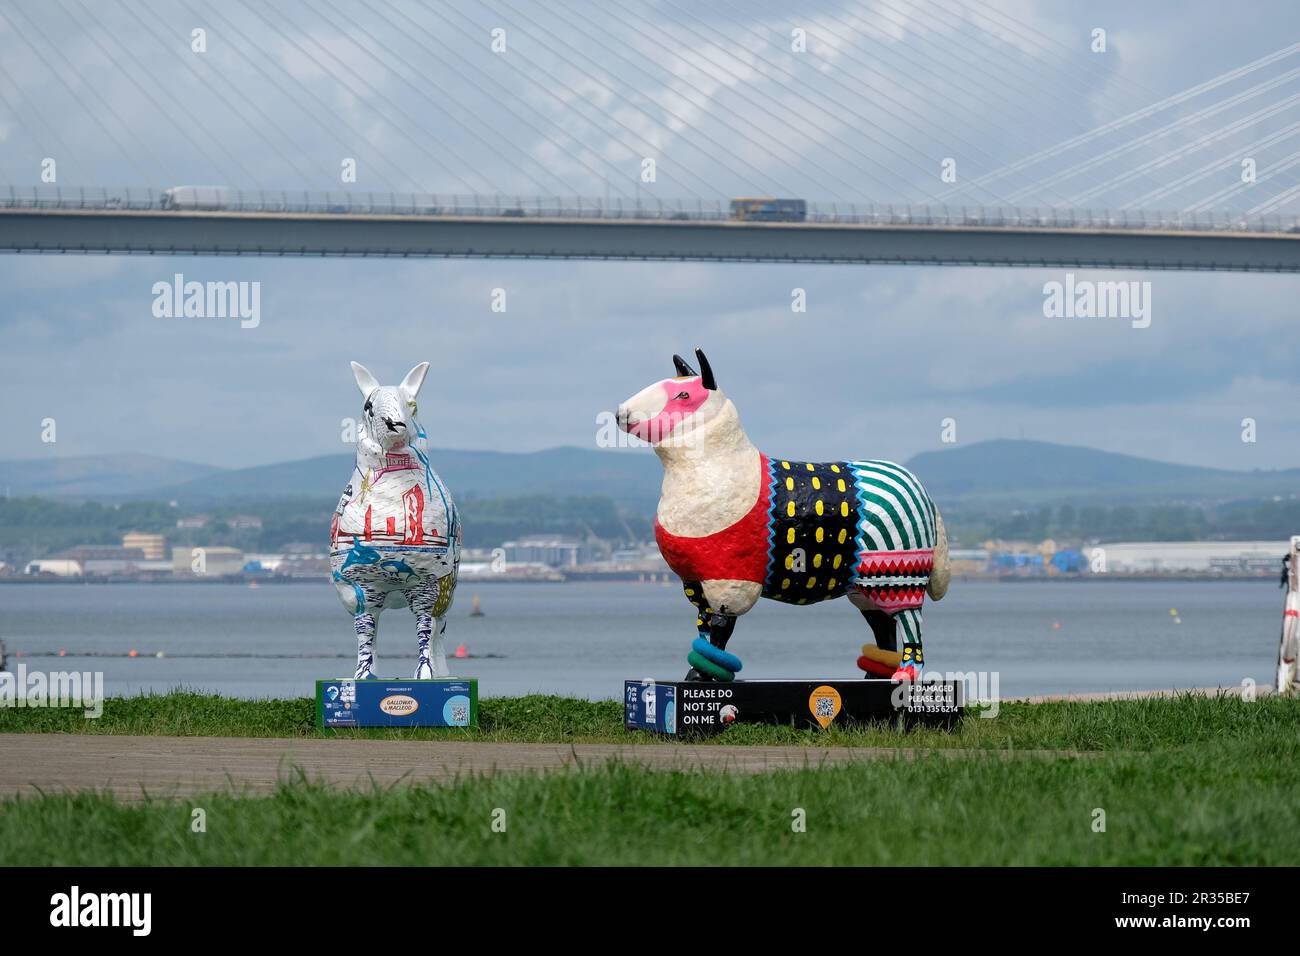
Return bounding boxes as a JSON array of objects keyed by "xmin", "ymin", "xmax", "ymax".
[
  {"xmin": 617, "ymin": 349, "xmax": 950, "ymax": 682},
  {"xmin": 330, "ymin": 361, "xmax": 460, "ymax": 681}
]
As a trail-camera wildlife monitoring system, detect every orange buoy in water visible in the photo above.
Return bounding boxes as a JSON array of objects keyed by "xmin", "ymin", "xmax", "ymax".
[
  {"xmin": 128, "ymin": 649, "xmax": 139, "ymax": 658},
  {"xmin": 454, "ymin": 644, "xmax": 468, "ymax": 659}
]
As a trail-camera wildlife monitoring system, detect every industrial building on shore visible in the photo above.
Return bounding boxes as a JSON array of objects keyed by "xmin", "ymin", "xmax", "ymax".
[{"xmin": 1082, "ymin": 541, "xmax": 1288, "ymax": 574}]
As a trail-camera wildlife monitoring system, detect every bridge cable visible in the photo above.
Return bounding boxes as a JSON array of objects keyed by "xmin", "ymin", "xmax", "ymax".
[
  {"xmin": 61, "ymin": 0, "xmax": 264, "ymax": 188},
  {"xmin": 961, "ymin": 0, "xmax": 1206, "ymax": 107},
  {"xmin": 704, "ymin": 0, "xmax": 1047, "ymax": 206},
  {"xmin": 942, "ymin": 0, "xmax": 1278, "ymax": 143},
  {"xmin": 611, "ymin": 0, "xmax": 996, "ymax": 203},
  {"xmin": 787, "ymin": 0, "xmax": 1085, "ymax": 207},
  {"xmin": 940, "ymin": 0, "xmax": 1148, "ymax": 108},
  {"xmin": 1128, "ymin": 120, "xmax": 1300, "ymax": 210},
  {"xmin": 1066, "ymin": 94, "xmax": 1300, "ymax": 209},
  {"xmin": 842, "ymin": 0, "xmax": 1103, "ymax": 152},
  {"xmin": 510, "ymin": 0, "xmax": 850, "ymax": 201},
  {"xmin": 0, "ymin": 5, "xmax": 167, "ymax": 185},
  {"xmin": 166, "ymin": 0, "xmax": 426, "ymax": 194},
  {"xmin": 446, "ymin": 0, "xmax": 781, "ymax": 200},
  {"xmin": 1247, "ymin": 179, "xmax": 1300, "ymax": 216},
  {"xmin": 919, "ymin": 0, "xmax": 1162, "ymax": 177},
  {"xmin": 538, "ymin": 0, "xmax": 903, "ymax": 201},
  {"xmin": 1184, "ymin": 148, "xmax": 1300, "ymax": 213},
  {"xmin": 228, "ymin": 0, "xmax": 493, "ymax": 195},
  {"xmin": 330, "ymin": 0, "xmax": 645, "ymax": 201},
  {"xmin": 555, "ymin": 0, "xmax": 900, "ymax": 200},
  {"xmin": 461, "ymin": 0, "xmax": 804, "ymax": 200},
  {"xmin": 0, "ymin": 58, "xmax": 84, "ymax": 184},
  {"xmin": 588, "ymin": 0, "xmax": 926, "ymax": 202},
  {"xmin": 863, "ymin": 0, "xmax": 1279, "ymax": 209},
  {"xmin": 940, "ymin": 37, "xmax": 1300, "ymax": 198},
  {"xmin": 121, "ymin": 0, "xmax": 325, "ymax": 190},
  {"xmin": 1007, "ymin": 69, "xmax": 1300, "ymax": 204},
  {"xmin": 293, "ymin": 0, "xmax": 639, "ymax": 201},
  {"xmin": 308, "ymin": 0, "xmax": 602, "ymax": 201}
]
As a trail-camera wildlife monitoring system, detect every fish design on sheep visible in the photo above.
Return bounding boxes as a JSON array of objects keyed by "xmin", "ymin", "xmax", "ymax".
[
  {"xmin": 617, "ymin": 349, "xmax": 951, "ymax": 682},
  {"xmin": 330, "ymin": 361, "xmax": 460, "ymax": 681}
]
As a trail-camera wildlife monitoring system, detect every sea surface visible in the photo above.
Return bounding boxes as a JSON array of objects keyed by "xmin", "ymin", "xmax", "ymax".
[{"xmin": 0, "ymin": 579, "xmax": 1284, "ymax": 700}]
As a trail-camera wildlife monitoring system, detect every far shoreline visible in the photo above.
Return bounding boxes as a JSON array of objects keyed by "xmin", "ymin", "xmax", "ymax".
[{"xmin": 0, "ymin": 574, "xmax": 1283, "ymax": 586}]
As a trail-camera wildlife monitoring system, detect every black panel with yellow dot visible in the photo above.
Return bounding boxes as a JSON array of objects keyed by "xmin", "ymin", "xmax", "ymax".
[{"xmin": 762, "ymin": 459, "xmax": 859, "ymax": 604}]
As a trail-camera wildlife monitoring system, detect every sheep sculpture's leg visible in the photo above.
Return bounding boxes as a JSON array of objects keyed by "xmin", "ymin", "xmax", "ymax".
[
  {"xmin": 857, "ymin": 607, "xmax": 924, "ymax": 680},
  {"xmin": 352, "ymin": 590, "xmax": 393, "ymax": 681},
  {"xmin": 681, "ymin": 580, "xmax": 741, "ymax": 681},
  {"xmin": 893, "ymin": 607, "xmax": 924, "ymax": 680},
  {"xmin": 414, "ymin": 615, "xmax": 449, "ymax": 679},
  {"xmin": 332, "ymin": 569, "xmax": 392, "ymax": 680},
  {"xmin": 408, "ymin": 576, "xmax": 452, "ymax": 679},
  {"xmin": 343, "ymin": 579, "xmax": 393, "ymax": 679},
  {"xmin": 354, "ymin": 612, "xmax": 378, "ymax": 679},
  {"xmin": 860, "ymin": 609, "xmax": 897, "ymax": 652}
]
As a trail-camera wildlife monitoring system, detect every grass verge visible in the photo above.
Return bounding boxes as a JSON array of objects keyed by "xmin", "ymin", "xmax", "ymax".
[
  {"xmin": 1, "ymin": 689, "xmax": 1298, "ymax": 750},
  {"xmin": 3, "ymin": 692, "xmax": 1296, "ymax": 864},
  {"xmin": 1, "ymin": 738, "xmax": 1297, "ymax": 865}
]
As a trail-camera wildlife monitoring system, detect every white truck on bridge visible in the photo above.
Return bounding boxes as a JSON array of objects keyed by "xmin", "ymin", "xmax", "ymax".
[{"xmin": 160, "ymin": 186, "xmax": 231, "ymax": 211}]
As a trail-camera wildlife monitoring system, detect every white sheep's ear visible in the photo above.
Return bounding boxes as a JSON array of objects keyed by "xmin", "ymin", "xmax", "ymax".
[
  {"xmin": 351, "ymin": 362, "xmax": 380, "ymax": 398},
  {"xmin": 399, "ymin": 362, "xmax": 430, "ymax": 399}
]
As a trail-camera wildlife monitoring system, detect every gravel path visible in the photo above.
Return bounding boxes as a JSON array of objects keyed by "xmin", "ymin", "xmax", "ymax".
[{"xmin": 0, "ymin": 734, "xmax": 1091, "ymax": 801}]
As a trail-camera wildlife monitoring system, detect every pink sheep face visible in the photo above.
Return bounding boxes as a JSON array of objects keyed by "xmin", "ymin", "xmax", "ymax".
[{"xmin": 618, "ymin": 376, "xmax": 710, "ymax": 445}]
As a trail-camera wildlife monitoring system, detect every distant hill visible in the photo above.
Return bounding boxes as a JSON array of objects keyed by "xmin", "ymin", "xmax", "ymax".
[
  {"xmin": 149, "ymin": 446, "xmax": 665, "ymax": 514},
  {"xmin": 0, "ymin": 454, "xmax": 223, "ymax": 498},
  {"xmin": 905, "ymin": 439, "xmax": 1300, "ymax": 505},
  {"xmin": 6, "ymin": 440, "xmax": 1299, "ymax": 514}
]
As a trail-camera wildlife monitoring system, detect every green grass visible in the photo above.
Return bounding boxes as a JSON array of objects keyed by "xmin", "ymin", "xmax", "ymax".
[
  {"xmin": 2, "ymin": 738, "xmax": 1298, "ymax": 865},
  {"xmin": 4, "ymin": 692, "xmax": 1298, "ymax": 865},
  {"xmin": 1, "ymin": 688, "xmax": 1298, "ymax": 751}
]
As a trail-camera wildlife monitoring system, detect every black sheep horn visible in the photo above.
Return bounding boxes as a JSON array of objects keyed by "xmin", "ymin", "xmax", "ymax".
[
  {"xmin": 695, "ymin": 348, "xmax": 716, "ymax": 390},
  {"xmin": 672, "ymin": 354, "xmax": 698, "ymax": 378}
]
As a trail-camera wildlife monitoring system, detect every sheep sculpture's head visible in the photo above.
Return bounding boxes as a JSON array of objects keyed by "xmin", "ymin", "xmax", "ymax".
[
  {"xmin": 350, "ymin": 361, "xmax": 429, "ymax": 456},
  {"xmin": 616, "ymin": 348, "xmax": 727, "ymax": 448}
]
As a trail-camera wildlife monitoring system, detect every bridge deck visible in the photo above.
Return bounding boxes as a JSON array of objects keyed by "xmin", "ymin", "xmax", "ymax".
[{"xmin": 3, "ymin": 208, "xmax": 1298, "ymax": 270}]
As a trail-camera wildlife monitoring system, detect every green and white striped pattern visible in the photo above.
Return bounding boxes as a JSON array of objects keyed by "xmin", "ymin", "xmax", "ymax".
[{"xmin": 847, "ymin": 459, "xmax": 937, "ymax": 555}]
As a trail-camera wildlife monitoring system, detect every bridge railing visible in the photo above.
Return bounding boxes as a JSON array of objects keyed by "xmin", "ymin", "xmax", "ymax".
[{"xmin": 3, "ymin": 185, "xmax": 1298, "ymax": 235}]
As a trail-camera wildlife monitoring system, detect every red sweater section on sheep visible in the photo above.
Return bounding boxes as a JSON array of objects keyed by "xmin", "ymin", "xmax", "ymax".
[{"xmin": 654, "ymin": 453, "xmax": 772, "ymax": 586}]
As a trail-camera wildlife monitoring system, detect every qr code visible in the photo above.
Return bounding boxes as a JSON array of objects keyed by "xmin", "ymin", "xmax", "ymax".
[
  {"xmin": 814, "ymin": 697, "xmax": 836, "ymax": 718},
  {"xmin": 450, "ymin": 704, "xmax": 468, "ymax": 725}
]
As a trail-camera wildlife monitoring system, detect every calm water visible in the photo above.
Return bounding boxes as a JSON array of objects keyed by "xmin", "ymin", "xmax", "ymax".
[{"xmin": 0, "ymin": 580, "xmax": 1283, "ymax": 699}]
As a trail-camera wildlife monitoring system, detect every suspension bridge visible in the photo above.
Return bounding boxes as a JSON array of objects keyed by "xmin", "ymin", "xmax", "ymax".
[
  {"xmin": 0, "ymin": 3, "xmax": 1298, "ymax": 270},
  {"xmin": 2, "ymin": 192, "xmax": 1298, "ymax": 269}
]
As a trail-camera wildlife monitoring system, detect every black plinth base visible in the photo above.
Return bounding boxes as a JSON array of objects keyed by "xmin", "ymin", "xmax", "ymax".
[{"xmin": 623, "ymin": 678, "xmax": 963, "ymax": 735}]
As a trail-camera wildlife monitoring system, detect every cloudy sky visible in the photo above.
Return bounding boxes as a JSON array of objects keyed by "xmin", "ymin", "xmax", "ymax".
[{"xmin": 3, "ymin": 1, "xmax": 1300, "ymax": 472}]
